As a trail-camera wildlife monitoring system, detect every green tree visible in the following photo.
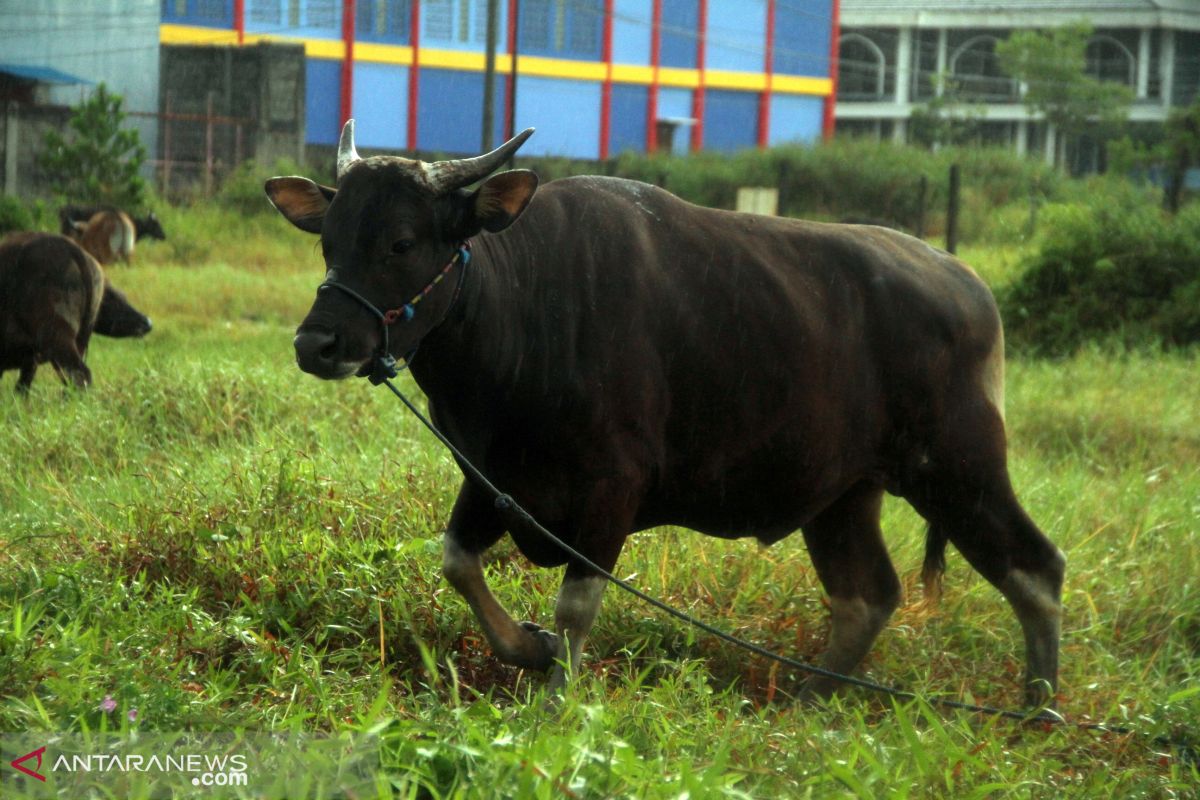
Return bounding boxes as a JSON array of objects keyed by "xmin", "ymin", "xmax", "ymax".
[
  {"xmin": 1162, "ymin": 96, "xmax": 1200, "ymax": 213},
  {"xmin": 909, "ymin": 73, "xmax": 986, "ymax": 149},
  {"xmin": 39, "ymin": 83, "xmax": 147, "ymax": 209},
  {"xmin": 996, "ymin": 23, "xmax": 1132, "ymax": 172}
]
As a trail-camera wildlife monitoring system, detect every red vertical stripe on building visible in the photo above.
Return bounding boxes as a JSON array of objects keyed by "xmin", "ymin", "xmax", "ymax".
[
  {"xmin": 340, "ymin": 0, "xmax": 356, "ymax": 130},
  {"xmin": 646, "ymin": 0, "xmax": 662, "ymax": 153},
  {"xmin": 823, "ymin": 0, "xmax": 840, "ymax": 140},
  {"xmin": 599, "ymin": 0, "xmax": 614, "ymax": 159},
  {"xmin": 408, "ymin": 0, "xmax": 421, "ymax": 150},
  {"xmin": 504, "ymin": 0, "xmax": 518, "ymax": 140},
  {"xmin": 757, "ymin": 0, "xmax": 775, "ymax": 148},
  {"xmin": 233, "ymin": 0, "xmax": 245, "ymax": 45},
  {"xmin": 690, "ymin": 0, "xmax": 707, "ymax": 152}
]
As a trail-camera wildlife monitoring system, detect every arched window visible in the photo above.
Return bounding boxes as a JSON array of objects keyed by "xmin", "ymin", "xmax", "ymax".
[
  {"xmin": 950, "ymin": 35, "xmax": 1016, "ymax": 100},
  {"xmin": 1086, "ymin": 35, "xmax": 1136, "ymax": 87},
  {"xmin": 838, "ymin": 34, "xmax": 886, "ymax": 100}
]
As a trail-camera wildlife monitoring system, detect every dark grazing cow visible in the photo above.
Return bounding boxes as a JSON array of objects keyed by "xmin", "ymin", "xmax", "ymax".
[
  {"xmin": 0, "ymin": 232, "xmax": 152, "ymax": 391},
  {"xmin": 60, "ymin": 205, "xmax": 167, "ymax": 242},
  {"xmin": 267, "ymin": 121, "xmax": 1065, "ymax": 706}
]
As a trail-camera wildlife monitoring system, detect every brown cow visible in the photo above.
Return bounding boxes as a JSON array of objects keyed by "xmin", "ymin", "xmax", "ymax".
[
  {"xmin": 269, "ymin": 121, "xmax": 1065, "ymax": 707},
  {"xmin": 59, "ymin": 205, "xmax": 166, "ymax": 242},
  {"xmin": 0, "ymin": 232, "xmax": 152, "ymax": 392},
  {"xmin": 68, "ymin": 209, "xmax": 136, "ymax": 266}
]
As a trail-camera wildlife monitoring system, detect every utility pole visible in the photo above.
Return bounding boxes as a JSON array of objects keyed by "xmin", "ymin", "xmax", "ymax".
[{"xmin": 482, "ymin": 0, "xmax": 499, "ymax": 152}]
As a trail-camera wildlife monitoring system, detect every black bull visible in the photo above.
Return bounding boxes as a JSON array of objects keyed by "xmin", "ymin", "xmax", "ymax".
[{"xmin": 267, "ymin": 122, "xmax": 1064, "ymax": 705}]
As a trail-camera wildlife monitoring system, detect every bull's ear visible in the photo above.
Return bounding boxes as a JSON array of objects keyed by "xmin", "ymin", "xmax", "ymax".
[
  {"xmin": 264, "ymin": 177, "xmax": 336, "ymax": 234},
  {"xmin": 468, "ymin": 170, "xmax": 538, "ymax": 233}
]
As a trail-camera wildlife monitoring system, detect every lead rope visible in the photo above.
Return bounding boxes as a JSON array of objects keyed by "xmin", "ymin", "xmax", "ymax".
[{"xmin": 379, "ymin": 375, "xmax": 1195, "ymax": 746}]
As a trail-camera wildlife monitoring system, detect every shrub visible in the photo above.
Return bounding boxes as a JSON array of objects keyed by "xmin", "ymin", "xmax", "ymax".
[
  {"xmin": 0, "ymin": 196, "xmax": 34, "ymax": 235},
  {"xmin": 1000, "ymin": 185, "xmax": 1200, "ymax": 354},
  {"xmin": 215, "ymin": 157, "xmax": 305, "ymax": 217},
  {"xmin": 523, "ymin": 140, "xmax": 1058, "ymax": 241}
]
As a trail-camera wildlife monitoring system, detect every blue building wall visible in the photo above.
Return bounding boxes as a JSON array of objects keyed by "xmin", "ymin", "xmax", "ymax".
[
  {"xmin": 352, "ymin": 62, "xmax": 409, "ymax": 150},
  {"xmin": 245, "ymin": 0, "xmax": 342, "ymax": 40},
  {"xmin": 417, "ymin": 68, "xmax": 507, "ymax": 153},
  {"xmin": 355, "ymin": 0, "xmax": 412, "ymax": 44},
  {"xmin": 706, "ymin": 1, "xmax": 766, "ymax": 73},
  {"xmin": 421, "ymin": 0, "xmax": 506, "ymax": 52},
  {"xmin": 611, "ymin": 83, "xmax": 648, "ymax": 155},
  {"xmin": 164, "ymin": 0, "xmax": 233, "ymax": 27},
  {"xmin": 769, "ymin": 94, "xmax": 824, "ymax": 145},
  {"xmin": 163, "ymin": 0, "xmax": 834, "ymax": 159},
  {"xmin": 519, "ymin": 0, "xmax": 603, "ymax": 61},
  {"xmin": 612, "ymin": 0, "xmax": 652, "ymax": 66},
  {"xmin": 660, "ymin": 0, "xmax": 699, "ymax": 69},
  {"xmin": 705, "ymin": 89, "xmax": 759, "ymax": 152},
  {"xmin": 514, "ymin": 76, "xmax": 602, "ymax": 159},
  {"xmin": 775, "ymin": 0, "xmax": 833, "ymax": 78},
  {"xmin": 306, "ymin": 58, "xmax": 343, "ymax": 146}
]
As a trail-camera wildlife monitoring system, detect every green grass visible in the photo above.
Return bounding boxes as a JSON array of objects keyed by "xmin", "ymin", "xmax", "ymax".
[{"xmin": 1, "ymin": 232, "xmax": 1198, "ymax": 798}]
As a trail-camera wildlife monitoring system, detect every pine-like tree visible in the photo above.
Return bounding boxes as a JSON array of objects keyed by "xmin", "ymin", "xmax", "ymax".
[{"xmin": 39, "ymin": 83, "xmax": 147, "ymax": 209}]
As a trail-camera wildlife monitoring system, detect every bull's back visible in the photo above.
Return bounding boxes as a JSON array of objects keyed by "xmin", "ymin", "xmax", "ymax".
[{"xmin": 525, "ymin": 176, "xmax": 999, "ymax": 391}]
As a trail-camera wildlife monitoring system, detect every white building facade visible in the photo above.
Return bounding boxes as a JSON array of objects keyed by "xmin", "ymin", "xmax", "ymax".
[{"xmin": 835, "ymin": 0, "xmax": 1200, "ymax": 169}]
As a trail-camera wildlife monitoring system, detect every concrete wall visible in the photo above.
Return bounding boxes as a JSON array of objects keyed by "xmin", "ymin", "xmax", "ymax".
[
  {"xmin": 1, "ymin": 102, "xmax": 71, "ymax": 197},
  {"xmin": 0, "ymin": 0, "xmax": 161, "ymax": 161},
  {"xmin": 159, "ymin": 41, "xmax": 307, "ymax": 177}
]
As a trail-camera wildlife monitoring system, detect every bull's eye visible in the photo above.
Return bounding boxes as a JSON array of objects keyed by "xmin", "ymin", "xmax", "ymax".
[{"xmin": 391, "ymin": 239, "xmax": 415, "ymax": 255}]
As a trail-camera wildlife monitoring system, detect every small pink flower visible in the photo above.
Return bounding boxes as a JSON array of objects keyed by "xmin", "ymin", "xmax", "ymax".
[
  {"xmin": 127, "ymin": 708, "xmax": 138, "ymax": 723},
  {"xmin": 99, "ymin": 695, "xmax": 117, "ymax": 713}
]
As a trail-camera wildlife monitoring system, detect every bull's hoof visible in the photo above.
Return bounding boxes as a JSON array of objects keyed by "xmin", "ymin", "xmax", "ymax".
[
  {"xmin": 1024, "ymin": 678, "xmax": 1058, "ymax": 712},
  {"xmin": 518, "ymin": 621, "xmax": 559, "ymax": 672},
  {"xmin": 796, "ymin": 679, "xmax": 838, "ymax": 706}
]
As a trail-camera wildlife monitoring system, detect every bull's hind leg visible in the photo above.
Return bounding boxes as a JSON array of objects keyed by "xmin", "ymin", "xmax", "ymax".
[
  {"xmin": 907, "ymin": 399, "xmax": 1065, "ymax": 707},
  {"xmin": 39, "ymin": 320, "xmax": 91, "ymax": 389},
  {"xmin": 16, "ymin": 362, "xmax": 38, "ymax": 394},
  {"xmin": 546, "ymin": 567, "xmax": 607, "ymax": 693},
  {"xmin": 799, "ymin": 481, "xmax": 901, "ymax": 699}
]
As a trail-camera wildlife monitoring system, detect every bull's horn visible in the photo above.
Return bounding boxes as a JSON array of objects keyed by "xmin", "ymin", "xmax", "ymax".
[
  {"xmin": 336, "ymin": 119, "xmax": 361, "ymax": 180},
  {"xmin": 425, "ymin": 128, "xmax": 536, "ymax": 194}
]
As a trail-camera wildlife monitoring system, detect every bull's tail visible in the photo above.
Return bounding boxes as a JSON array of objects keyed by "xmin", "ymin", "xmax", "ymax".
[{"xmin": 922, "ymin": 522, "xmax": 949, "ymax": 601}]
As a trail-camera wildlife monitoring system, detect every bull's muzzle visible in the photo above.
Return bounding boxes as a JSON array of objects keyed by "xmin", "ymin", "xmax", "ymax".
[{"xmin": 293, "ymin": 327, "xmax": 364, "ymax": 380}]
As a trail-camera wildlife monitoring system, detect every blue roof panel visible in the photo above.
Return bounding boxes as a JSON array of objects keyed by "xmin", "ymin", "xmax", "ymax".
[{"xmin": 0, "ymin": 63, "xmax": 92, "ymax": 85}]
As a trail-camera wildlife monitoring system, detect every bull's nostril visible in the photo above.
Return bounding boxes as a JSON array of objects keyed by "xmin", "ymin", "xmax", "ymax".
[{"xmin": 294, "ymin": 329, "xmax": 337, "ymax": 359}]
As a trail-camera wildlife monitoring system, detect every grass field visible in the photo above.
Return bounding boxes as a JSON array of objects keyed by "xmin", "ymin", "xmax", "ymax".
[{"xmin": 1, "ymin": 211, "xmax": 1198, "ymax": 797}]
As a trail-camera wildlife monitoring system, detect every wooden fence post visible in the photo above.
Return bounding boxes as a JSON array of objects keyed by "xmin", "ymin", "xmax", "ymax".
[
  {"xmin": 915, "ymin": 174, "xmax": 928, "ymax": 240},
  {"xmin": 4, "ymin": 101, "xmax": 19, "ymax": 197},
  {"xmin": 204, "ymin": 92, "xmax": 215, "ymax": 197},
  {"xmin": 946, "ymin": 163, "xmax": 960, "ymax": 254},
  {"xmin": 162, "ymin": 92, "xmax": 173, "ymax": 198}
]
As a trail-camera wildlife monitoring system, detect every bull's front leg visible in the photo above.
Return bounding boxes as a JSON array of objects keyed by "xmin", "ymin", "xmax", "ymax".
[
  {"xmin": 442, "ymin": 536, "xmax": 559, "ymax": 671},
  {"xmin": 441, "ymin": 483, "xmax": 558, "ymax": 671}
]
